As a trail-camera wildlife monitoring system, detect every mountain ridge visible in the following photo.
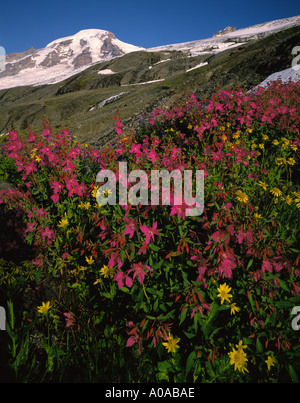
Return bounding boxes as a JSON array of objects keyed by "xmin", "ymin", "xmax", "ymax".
[{"xmin": 1, "ymin": 14, "xmax": 300, "ymax": 90}]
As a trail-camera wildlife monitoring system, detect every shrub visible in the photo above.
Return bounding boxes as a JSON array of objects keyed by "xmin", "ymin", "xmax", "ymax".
[{"xmin": 0, "ymin": 82, "xmax": 299, "ymax": 382}]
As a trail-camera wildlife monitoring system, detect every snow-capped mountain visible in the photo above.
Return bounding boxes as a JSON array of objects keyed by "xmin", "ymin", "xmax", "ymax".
[
  {"xmin": 0, "ymin": 29, "xmax": 145, "ymax": 89},
  {"xmin": 148, "ymin": 15, "xmax": 300, "ymax": 55},
  {"xmin": 0, "ymin": 15, "xmax": 300, "ymax": 90}
]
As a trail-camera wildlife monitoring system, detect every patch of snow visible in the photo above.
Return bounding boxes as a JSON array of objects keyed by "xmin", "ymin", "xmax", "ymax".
[
  {"xmin": 98, "ymin": 69, "xmax": 115, "ymax": 75},
  {"xmin": 121, "ymin": 79, "xmax": 165, "ymax": 87},
  {"xmin": 186, "ymin": 62, "xmax": 208, "ymax": 72},
  {"xmin": 258, "ymin": 67, "xmax": 300, "ymax": 87},
  {"xmin": 89, "ymin": 91, "xmax": 129, "ymax": 111}
]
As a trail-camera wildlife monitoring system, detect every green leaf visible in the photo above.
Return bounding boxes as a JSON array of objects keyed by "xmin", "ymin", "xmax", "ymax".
[
  {"xmin": 186, "ymin": 351, "xmax": 197, "ymax": 376},
  {"xmin": 179, "ymin": 308, "xmax": 187, "ymax": 325},
  {"xmin": 278, "ymin": 279, "xmax": 290, "ymax": 292},
  {"xmin": 247, "ymin": 259, "xmax": 253, "ymax": 270},
  {"xmin": 256, "ymin": 337, "xmax": 263, "ymax": 353},
  {"xmin": 288, "ymin": 364, "xmax": 299, "ymax": 383},
  {"xmin": 149, "ymin": 243, "xmax": 160, "ymax": 252}
]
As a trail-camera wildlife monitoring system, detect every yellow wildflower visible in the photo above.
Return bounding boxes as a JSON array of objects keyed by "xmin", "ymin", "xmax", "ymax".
[
  {"xmin": 228, "ymin": 342, "xmax": 248, "ymax": 373},
  {"xmin": 293, "ymin": 192, "xmax": 300, "ymax": 209},
  {"xmin": 217, "ymin": 283, "xmax": 233, "ymax": 305},
  {"xmin": 236, "ymin": 190, "xmax": 249, "ymax": 203},
  {"xmin": 270, "ymin": 188, "xmax": 282, "ymax": 197},
  {"xmin": 103, "ymin": 189, "xmax": 112, "ymax": 196},
  {"xmin": 58, "ymin": 213, "xmax": 68, "ymax": 228},
  {"xmin": 275, "ymin": 158, "xmax": 285, "ymax": 166},
  {"xmin": 230, "ymin": 303, "xmax": 240, "ymax": 315},
  {"xmin": 265, "ymin": 356, "xmax": 276, "ymax": 371},
  {"xmin": 258, "ymin": 181, "xmax": 268, "ymax": 191},
  {"xmin": 100, "ymin": 265, "xmax": 115, "ymax": 278},
  {"xmin": 259, "ymin": 143, "xmax": 264, "ymax": 149},
  {"xmin": 91, "ymin": 186, "xmax": 99, "ymax": 198},
  {"xmin": 272, "ymin": 139, "xmax": 279, "ymax": 145},
  {"xmin": 290, "ymin": 144, "xmax": 297, "ymax": 151},
  {"xmin": 37, "ymin": 301, "xmax": 52, "ymax": 315},
  {"xmin": 285, "ymin": 195, "xmax": 293, "ymax": 205},
  {"xmin": 85, "ymin": 256, "xmax": 94, "ymax": 265},
  {"xmin": 262, "ymin": 134, "xmax": 269, "ymax": 140},
  {"xmin": 162, "ymin": 333, "xmax": 180, "ymax": 353},
  {"xmin": 287, "ymin": 157, "xmax": 296, "ymax": 166}
]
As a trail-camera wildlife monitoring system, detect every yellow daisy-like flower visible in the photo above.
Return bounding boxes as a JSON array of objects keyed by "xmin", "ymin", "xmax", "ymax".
[
  {"xmin": 230, "ymin": 303, "xmax": 240, "ymax": 315},
  {"xmin": 37, "ymin": 301, "xmax": 52, "ymax": 315},
  {"xmin": 258, "ymin": 181, "xmax": 268, "ymax": 191},
  {"xmin": 162, "ymin": 333, "xmax": 180, "ymax": 353},
  {"xmin": 281, "ymin": 137, "xmax": 289, "ymax": 144},
  {"xmin": 290, "ymin": 144, "xmax": 298, "ymax": 151},
  {"xmin": 84, "ymin": 202, "xmax": 91, "ymax": 210},
  {"xmin": 254, "ymin": 213, "xmax": 262, "ymax": 219},
  {"xmin": 247, "ymin": 128, "xmax": 253, "ymax": 134},
  {"xmin": 293, "ymin": 192, "xmax": 300, "ymax": 209},
  {"xmin": 272, "ymin": 139, "xmax": 279, "ymax": 145},
  {"xmin": 228, "ymin": 343, "xmax": 248, "ymax": 373},
  {"xmin": 287, "ymin": 157, "xmax": 296, "ymax": 166},
  {"xmin": 270, "ymin": 188, "xmax": 282, "ymax": 197},
  {"xmin": 100, "ymin": 265, "xmax": 115, "ymax": 278},
  {"xmin": 285, "ymin": 195, "xmax": 293, "ymax": 205},
  {"xmin": 262, "ymin": 134, "xmax": 269, "ymax": 140},
  {"xmin": 79, "ymin": 266, "xmax": 87, "ymax": 272},
  {"xmin": 259, "ymin": 143, "xmax": 264, "ymax": 149},
  {"xmin": 265, "ymin": 356, "xmax": 276, "ymax": 371},
  {"xmin": 58, "ymin": 213, "xmax": 68, "ymax": 228},
  {"xmin": 275, "ymin": 157, "xmax": 284, "ymax": 166},
  {"xmin": 103, "ymin": 189, "xmax": 112, "ymax": 197},
  {"xmin": 236, "ymin": 190, "xmax": 249, "ymax": 203},
  {"xmin": 217, "ymin": 283, "xmax": 233, "ymax": 305},
  {"xmin": 221, "ymin": 134, "xmax": 227, "ymax": 141},
  {"xmin": 91, "ymin": 186, "xmax": 99, "ymax": 198},
  {"xmin": 85, "ymin": 256, "xmax": 94, "ymax": 265}
]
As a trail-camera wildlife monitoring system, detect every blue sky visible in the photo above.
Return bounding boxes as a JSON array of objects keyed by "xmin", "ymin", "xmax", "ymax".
[{"xmin": 0, "ymin": 0, "xmax": 299, "ymax": 54}]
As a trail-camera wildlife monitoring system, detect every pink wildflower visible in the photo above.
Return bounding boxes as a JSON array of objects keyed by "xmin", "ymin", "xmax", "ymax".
[
  {"xmin": 123, "ymin": 217, "xmax": 138, "ymax": 238},
  {"xmin": 127, "ymin": 262, "xmax": 153, "ymax": 283},
  {"xmin": 41, "ymin": 226, "xmax": 54, "ymax": 240},
  {"xmin": 114, "ymin": 271, "xmax": 133, "ymax": 289},
  {"xmin": 140, "ymin": 221, "xmax": 160, "ymax": 244},
  {"xmin": 63, "ymin": 313, "xmax": 75, "ymax": 328},
  {"xmin": 218, "ymin": 249, "xmax": 238, "ymax": 278}
]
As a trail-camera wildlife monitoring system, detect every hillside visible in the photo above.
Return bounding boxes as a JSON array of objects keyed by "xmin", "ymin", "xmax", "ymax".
[{"xmin": 0, "ymin": 25, "xmax": 299, "ymax": 147}]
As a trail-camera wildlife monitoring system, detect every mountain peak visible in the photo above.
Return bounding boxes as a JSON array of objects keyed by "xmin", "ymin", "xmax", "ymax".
[
  {"xmin": 0, "ymin": 29, "xmax": 144, "ymax": 89},
  {"xmin": 213, "ymin": 26, "xmax": 236, "ymax": 37}
]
